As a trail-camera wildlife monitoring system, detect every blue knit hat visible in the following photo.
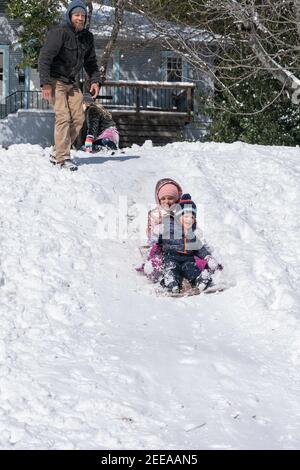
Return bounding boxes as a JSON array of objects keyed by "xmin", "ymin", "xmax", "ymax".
[
  {"xmin": 174, "ymin": 193, "xmax": 197, "ymax": 218},
  {"xmin": 70, "ymin": 7, "xmax": 86, "ymax": 15},
  {"xmin": 66, "ymin": 1, "xmax": 87, "ymax": 25}
]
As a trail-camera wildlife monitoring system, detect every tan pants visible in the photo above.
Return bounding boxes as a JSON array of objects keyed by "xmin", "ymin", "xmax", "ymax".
[{"xmin": 49, "ymin": 81, "xmax": 85, "ymax": 163}]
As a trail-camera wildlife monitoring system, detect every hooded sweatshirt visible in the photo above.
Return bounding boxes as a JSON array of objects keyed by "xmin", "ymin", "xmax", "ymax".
[{"xmin": 38, "ymin": 0, "xmax": 100, "ymax": 86}]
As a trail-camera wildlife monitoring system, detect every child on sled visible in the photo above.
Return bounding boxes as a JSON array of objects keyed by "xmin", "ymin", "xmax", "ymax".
[
  {"xmin": 138, "ymin": 180, "xmax": 221, "ymax": 288},
  {"xmin": 158, "ymin": 194, "xmax": 221, "ymax": 293}
]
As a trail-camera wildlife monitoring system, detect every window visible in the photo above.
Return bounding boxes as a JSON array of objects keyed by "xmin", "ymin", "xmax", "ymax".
[
  {"xmin": 0, "ymin": 52, "xmax": 3, "ymax": 96},
  {"xmin": 166, "ymin": 56, "xmax": 182, "ymax": 82},
  {"xmin": 161, "ymin": 52, "xmax": 187, "ymax": 82}
]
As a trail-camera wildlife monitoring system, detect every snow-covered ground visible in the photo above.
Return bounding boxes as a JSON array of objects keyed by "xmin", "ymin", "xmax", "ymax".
[{"xmin": 0, "ymin": 141, "xmax": 300, "ymax": 450}]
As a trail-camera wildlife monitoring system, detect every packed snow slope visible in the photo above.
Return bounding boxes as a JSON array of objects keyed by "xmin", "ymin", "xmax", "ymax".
[{"xmin": 0, "ymin": 141, "xmax": 300, "ymax": 450}]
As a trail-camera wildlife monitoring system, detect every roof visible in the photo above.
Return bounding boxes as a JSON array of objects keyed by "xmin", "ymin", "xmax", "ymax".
[{"xmin": 84, "ymin": 4, "xmax": 213, "ymax": 44}]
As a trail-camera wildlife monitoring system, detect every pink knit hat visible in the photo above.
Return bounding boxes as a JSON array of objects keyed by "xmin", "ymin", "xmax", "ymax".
[{"xmin": 158, "ymin": 183, "xmax": 180, "ymax": 200}]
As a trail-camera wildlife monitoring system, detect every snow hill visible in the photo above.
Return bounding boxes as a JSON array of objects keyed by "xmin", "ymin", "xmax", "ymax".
[{"xmin": 0, "ymin": 141, "xmax": 300, "ymax": 450}]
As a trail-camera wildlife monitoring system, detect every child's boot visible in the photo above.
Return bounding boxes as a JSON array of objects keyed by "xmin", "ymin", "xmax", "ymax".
[{"xmin": 195, "ymin": 270, "xmax": 212, "ymax": 292}]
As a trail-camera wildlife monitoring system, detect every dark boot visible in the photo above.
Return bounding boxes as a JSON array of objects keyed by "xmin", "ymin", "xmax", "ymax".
[{"xmin": 195, "ymin": 270, "xmax": 213, "ymax": 291}]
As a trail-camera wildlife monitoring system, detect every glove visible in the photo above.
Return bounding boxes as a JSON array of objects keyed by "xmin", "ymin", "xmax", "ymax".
[
  {"xmin": 84, "ymin": 135, "xmax": 94, "ymax": 153},
  {"xmin": 205, "ymin": 256, "xmax": 223, "ymax": 272}
]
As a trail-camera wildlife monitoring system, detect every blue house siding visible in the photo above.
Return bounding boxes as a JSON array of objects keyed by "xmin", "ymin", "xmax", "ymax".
[
  {"xmin": 95, "ymin": 41, "xmax": 163, "ymax": 82},
  {"xmin": 0, "ymin": 0, "xmax": 7, "ymax": 13},
  {"xmin": 118, "ymin": 44, "xmax": 162, "ymax": 81}
]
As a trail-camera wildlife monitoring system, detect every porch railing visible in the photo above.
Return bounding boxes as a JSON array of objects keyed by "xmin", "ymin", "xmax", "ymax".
[
  {"xmin": 98, "ymin": 80, "xmax": 195, "ymax": 119},
  {"xmin": 0, "ymin": 91, "xmax": 51, "ymax": 119},
  {"xmin": 0, "ymin": 81, "xmax": 195, "ymax": 120}
]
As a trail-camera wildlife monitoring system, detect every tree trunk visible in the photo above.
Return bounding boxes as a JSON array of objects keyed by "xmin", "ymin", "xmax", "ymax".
[
  {"xmin": 98, "ymin": 0, "xmax": 126, "ymax": 84},
  {"xmin": 85, "ymin": 0, "xmax": 94, "ymax": 28}
]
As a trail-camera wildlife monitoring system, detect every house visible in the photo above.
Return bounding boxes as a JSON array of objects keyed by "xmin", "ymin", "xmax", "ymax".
[{"xmin": 1, "ymin": 0, "xmax": 212, "ymax": 147}]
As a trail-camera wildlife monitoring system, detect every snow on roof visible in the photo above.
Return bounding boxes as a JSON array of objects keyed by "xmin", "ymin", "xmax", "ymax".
[
  {"xmin": 88, "ymin": 4, "xmax": 212, "ymax": 43},
  {"xmin": 88, "ymin": 4, "xmax": 153, "ymax": 40}
]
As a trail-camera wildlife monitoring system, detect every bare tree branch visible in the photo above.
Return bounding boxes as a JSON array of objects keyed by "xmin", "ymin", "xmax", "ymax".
[
  {"xmin": 98, "ymin": 0, "xmax": 126, "ymax": 84},
  {"xmin": 127, "ymin": 0, "xmax": 300, "ymax": 111},
  {"xmin": 85, "ymin": 0, "xmax": 94, "ymax": 27}
]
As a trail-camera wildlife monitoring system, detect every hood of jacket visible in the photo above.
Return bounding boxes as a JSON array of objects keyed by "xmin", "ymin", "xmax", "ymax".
[
  {"xmin": 155, "ymin": 178, "xmax": 183, "ymax": 205},
  {"xmin": 66, "ymin": 0, "xmax": 88, "ymax": 26}
]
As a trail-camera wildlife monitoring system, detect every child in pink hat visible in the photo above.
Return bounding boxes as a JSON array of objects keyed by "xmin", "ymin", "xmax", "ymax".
[
  {"xmin": 136, "ymin": 178, "xmax": 182, "ymax": 281},
  {"xmin": 147, "ymin": 178, "xmax": 182, "ymax": 242},
  {"xmin": 144, "ymin": 178, "xmax": 183, "ymax": 281}
]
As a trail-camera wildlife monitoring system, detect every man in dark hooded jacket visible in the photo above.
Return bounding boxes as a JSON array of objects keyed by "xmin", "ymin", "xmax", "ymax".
[{"xmin": 38, "ymin": 0, "xmax": 100, "ymax": 170}]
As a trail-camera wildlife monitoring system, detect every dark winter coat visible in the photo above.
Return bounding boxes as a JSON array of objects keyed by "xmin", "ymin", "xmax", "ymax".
[
  {"xmin": 158, "ymin": 214, "xmax": 211, "ymax": 262},
  {"xmin": 38, "ymin": 0, "xmax": 100, "ymax": 87},
  {"xmin": 86, "ymin": 105, "xmax": 117, "ymax": 139}
]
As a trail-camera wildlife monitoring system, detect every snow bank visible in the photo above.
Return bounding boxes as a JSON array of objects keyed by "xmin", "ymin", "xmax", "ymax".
[{"xmin": 0, "ymin": 141, "xmax": 300, "ymax": 449}]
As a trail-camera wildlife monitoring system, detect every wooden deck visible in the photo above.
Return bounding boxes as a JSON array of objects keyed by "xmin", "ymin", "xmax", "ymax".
[{"xmin": 101, "ymin": 81, "xmax": 195, "ymax": 146}]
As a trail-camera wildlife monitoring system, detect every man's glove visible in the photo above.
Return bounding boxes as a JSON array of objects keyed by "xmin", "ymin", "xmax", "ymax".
[{"xmin": 85, "ymin": 135, "xmax": 94, "ymax": 152}]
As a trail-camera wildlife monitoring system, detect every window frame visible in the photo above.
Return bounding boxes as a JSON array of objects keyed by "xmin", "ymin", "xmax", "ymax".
[
  {"xmin": 161, "ymin": 51, "xmax": 189, "ymax": 83},
  {"xmin": 0, "ymin": 45, "xmax": 9, "ymax": 101}
]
